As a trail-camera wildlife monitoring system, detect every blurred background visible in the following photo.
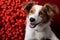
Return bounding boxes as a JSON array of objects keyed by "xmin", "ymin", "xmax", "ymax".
[{"xmin": 0, "ymin": 0, "xmax": 60, "ymax": 40}]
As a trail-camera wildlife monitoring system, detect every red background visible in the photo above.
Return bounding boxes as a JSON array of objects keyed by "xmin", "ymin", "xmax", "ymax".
[{"xmin": 0, "ymin": 0, "xmax": 60, "ymax": 40}]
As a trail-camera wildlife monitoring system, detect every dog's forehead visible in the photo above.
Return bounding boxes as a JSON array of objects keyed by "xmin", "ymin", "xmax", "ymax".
[{"xmin": 32, "ymin": 5, "xmax": 43, "ymax": 12}]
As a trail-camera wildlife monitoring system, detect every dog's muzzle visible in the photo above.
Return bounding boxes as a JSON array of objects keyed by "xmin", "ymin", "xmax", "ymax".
[{"xmin": 30, "ymin": 22, "xmax": 41, "ymax": 28}]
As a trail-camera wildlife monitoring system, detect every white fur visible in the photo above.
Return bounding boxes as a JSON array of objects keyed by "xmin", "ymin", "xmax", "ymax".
[
  {"xmin": 28, "ymin": 5, "xmax": 42, "ymax": 24},
  {"xmin": 25, "ymin": 5, "xmax": 59, "ymax": 40}
]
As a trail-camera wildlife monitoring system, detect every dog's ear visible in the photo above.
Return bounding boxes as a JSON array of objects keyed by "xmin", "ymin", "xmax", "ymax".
[
  {"xmin": 22, "ymin": 2, "xmax": 35, "ymax": 13},
  {"xmin": 43, "ymin": 4, "xmax": 59, "ymax": 17}
]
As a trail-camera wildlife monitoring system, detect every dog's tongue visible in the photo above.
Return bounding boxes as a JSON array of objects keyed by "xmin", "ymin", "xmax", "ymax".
[{"xmin": 30, "ymin": 24, "xmax": 35, "ymax": 28}]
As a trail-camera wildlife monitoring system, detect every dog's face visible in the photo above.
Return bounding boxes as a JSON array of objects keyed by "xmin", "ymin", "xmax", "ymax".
[
  {"xmin": 28, "ymin": 5, "xmax": 43, "ymax": 28},
  {"xmin": 23, "ymin": 2, "xmax": 58, "ymax": 28}
]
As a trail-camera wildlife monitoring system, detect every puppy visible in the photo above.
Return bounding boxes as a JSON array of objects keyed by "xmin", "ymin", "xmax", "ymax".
[{"xmin": 23, "ymin": 2, "xmax": 59, "ymax": 40}]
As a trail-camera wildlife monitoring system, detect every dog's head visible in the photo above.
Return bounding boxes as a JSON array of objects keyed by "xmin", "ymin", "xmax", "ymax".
[{"xmin": 23, "ymin": 2, "xmax": 59, "ymax": 28}]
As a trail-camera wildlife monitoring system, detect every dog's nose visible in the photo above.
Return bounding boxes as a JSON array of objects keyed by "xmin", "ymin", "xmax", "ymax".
[{"xmin": 30, "ymin": 18, "xmax": 35, "ymax": 22}]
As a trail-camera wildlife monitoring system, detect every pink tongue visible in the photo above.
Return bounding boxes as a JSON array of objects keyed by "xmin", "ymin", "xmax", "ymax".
[{"xmin": 30, "ymin": 24, "xmax": 35, "ymax": 28}]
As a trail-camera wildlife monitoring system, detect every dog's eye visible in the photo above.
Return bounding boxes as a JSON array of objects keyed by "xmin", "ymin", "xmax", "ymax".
[
  {"xmin": 30, "ymin": 10, "xmax": 34, "ymax": 13},
  {"xmin": 39, "ymin": 11, "xmax": 43, "ymax": 15}
]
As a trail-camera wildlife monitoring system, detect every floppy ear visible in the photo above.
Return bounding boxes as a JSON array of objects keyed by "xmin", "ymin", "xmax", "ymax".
[
  {"xmin": 43, "ymin": 4, "xmax": 59, "ymax": 17},
  {"xmin": 22, "ymin": 2, "xmax": 35, "ymax": 13}
]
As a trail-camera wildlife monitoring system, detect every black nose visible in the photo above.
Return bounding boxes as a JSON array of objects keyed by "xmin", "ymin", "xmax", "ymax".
[{"xmin": 30, "ymin": 18, "xmax": 35, "ymax": 22}]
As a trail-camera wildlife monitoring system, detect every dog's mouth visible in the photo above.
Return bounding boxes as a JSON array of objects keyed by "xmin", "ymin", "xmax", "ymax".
[{"xmin": 30, "ymin": 22, "xmax": 40, "ymax": 28}]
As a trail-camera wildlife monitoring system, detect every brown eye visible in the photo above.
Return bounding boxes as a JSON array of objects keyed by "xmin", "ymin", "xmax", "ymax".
[
  {"xmin": 30, "ymin": 10, "xmax": 34, "ymax": 13},
  {"xmin": 39, "ymin": 11, "xmax": 43, "ymax": 15}
]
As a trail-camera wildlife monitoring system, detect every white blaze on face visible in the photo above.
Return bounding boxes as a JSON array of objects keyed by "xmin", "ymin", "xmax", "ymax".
[{"xmin": 28, "ymin": 5, "xmax": 43, "ymax": 24}]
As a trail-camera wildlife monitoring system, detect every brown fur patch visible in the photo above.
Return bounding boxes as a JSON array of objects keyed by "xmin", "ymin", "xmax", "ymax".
[
  {"xmin": 43, "ymin": 4, "xmax": 59, "ymax": 17},
  {"xmin": 30, "ymin": 8, "xmax": 36, "ymax": 14},
  {"xmin": 39, "ymin": 8, "xmax": 50, "ymax": 24},
  {"xmin": 28, "ymin": 6, "xmax": 36, "ymax": 15},
  {"xmin": 27, "ymin": 5, "xmax": 36, "ymax": 17},
  {"xmin": 22, "ymin": 2, "xmax": 35, "ymax": 13},
  {"xmin": 39, "ymin": 3, "xmax": 59, "ymax": 23}
]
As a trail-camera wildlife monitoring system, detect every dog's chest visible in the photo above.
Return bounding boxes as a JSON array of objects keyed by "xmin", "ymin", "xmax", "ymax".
[
  {"xmin": 35, "ymin": 31, "xmax": 45, "ymax": 39},
  {"xmin": 26, "ymin": 28, "xmax": 45, "ymax": 40}
]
